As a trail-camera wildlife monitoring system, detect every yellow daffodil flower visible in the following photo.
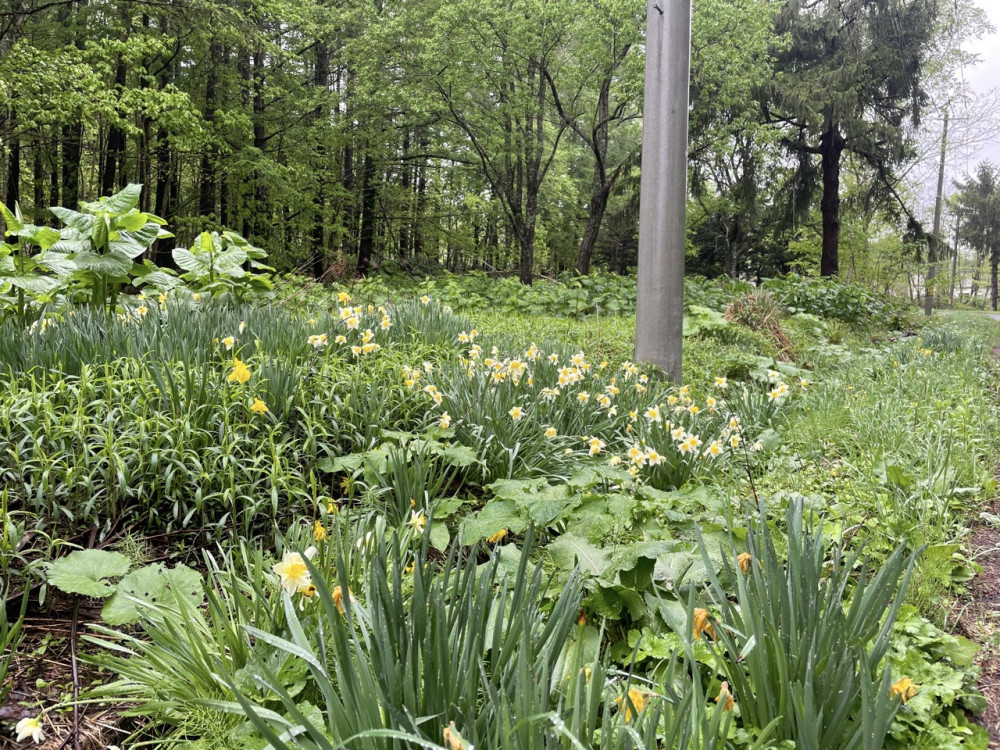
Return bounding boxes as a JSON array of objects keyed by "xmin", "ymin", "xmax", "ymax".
[{"xmin": 228, "ymin": 359, "xmax": 251, "ymax": 385}]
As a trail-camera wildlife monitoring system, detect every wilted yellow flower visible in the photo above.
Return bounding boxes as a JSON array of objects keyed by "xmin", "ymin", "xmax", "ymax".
[
  {"xmin": 737, "ymin": 552, "xmax": 752, "ymax": 574},
  {"xmin": 891, "ymin": 677, "xmax": 917, "ymax": 703},
  {"xmin": 716, "ymin": 681, "xmax": 735, "ymax": 711},
  {"xmin": 331, "ymin": 585, "xmax": 350, "ymax": 614},
  {"xmin": 338, "ymin": 291, "xmax": 351, "ymax": 304},
  {"xmin": 615, "ymin": 688, "xmax": 647, "ymax": 723},
  {"xmin": 250, "ymin": 398, "xmax": 268, "ymax": 414},
  {"xmin": 299, "ymin": 583, "xmax": 317, "ymax": 598},
  {"xmin": 228, "ymin": 358, "xmax": 251, "ymax": 384},
  {"xmin": 443, "ymin": 722, "xmax": 466, "ymax": 750},
  {"xmin": 487, "ymin": 528, "xmax": 508, "ymax": 544},
  {"xmin": 693, "ymin": 608, "xmax": 716, "ymax": 641}
]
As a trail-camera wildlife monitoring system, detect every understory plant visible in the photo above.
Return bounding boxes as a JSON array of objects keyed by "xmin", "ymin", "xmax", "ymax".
[
  {"xmin": 89, "ymin": 522, "xmax": 736, "ymax": 749},
  {"xmin": 698, "ymin": 499, "xmax": 919, "ymax": 750}
]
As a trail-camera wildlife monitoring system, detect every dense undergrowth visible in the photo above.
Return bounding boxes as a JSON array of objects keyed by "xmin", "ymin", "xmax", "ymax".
[{"xmin": 2, "ymin": 272, "xmax": 998, "ymax": 749}]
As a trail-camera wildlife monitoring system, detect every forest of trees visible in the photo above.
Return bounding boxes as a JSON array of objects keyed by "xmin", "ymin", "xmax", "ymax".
[{"xmin": 0, "ymin": 0, "xmax": 990, "ymax": 285}]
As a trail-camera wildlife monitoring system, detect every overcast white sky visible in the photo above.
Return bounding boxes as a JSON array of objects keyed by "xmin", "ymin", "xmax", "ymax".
[
  {"xmin": 954, "ymin": 1, "xmax": 1000, "ymax": 170},
  {"xmin": 905, "ymin": 1, "xmax": 1000, "ymax": 220}
]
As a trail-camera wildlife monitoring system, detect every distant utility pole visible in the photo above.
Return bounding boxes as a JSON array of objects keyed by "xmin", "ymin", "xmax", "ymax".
[
  {"xmin": 949, "ymin": 208, "xmax": 962, "ymax": 306},
  {"xmin": 926, "ymin": 109, "xmax": 948, "ymax": 316},
  {"xmin": 635, "ymin": 0, "xmax": 691, "ymax": 382}
]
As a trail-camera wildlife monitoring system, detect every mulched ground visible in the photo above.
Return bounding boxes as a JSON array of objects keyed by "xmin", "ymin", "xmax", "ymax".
[
  {"xmin": 1, "ymin": 598, "xmax": 136, "ymax": 749},
  {"xmin": 962, "ymin": 494, "xmax": 1000, "ymax": 748}
]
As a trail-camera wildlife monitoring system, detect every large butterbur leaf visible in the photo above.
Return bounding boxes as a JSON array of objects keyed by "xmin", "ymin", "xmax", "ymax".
[
  {"xmin": 73, "ymin": 251, "xmax": 133, "ymax": 277},
  {"xmin": 46, "ymin": 550, "xmax": 131, "ymax": 598},
  {"xmin": 101, "ymin": 564, "xmax": 204, "ymax": 625}
]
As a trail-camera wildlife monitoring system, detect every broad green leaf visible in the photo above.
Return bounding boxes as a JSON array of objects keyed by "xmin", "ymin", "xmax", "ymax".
[
  {"xmin": 9, "ymin": 274, "xmax": 59, "ymax": 293},
  {"xmin": 20, "ymin": 225, "xmax": 61, "ymax": 249},
  {"xmin": 50, "ymin": 206, "xmax": 94, "ymax": 232},
  {"xmin": 101, "ymin": 563, "xmax": 204, "ymax": 624},
  {"xmin": 73, "ymin": 251, "xmax": 132, "ymax": 277},
  {"xmin": 109, "ymin": 239, "xmax": 148, "ymax": 259},
  {"xmin": 316, "ymin": 453, "xmax": 365, "ymax": 474},
  {"xmin": 34, "ymin": 251, "xmax": 76, "ymax": 276},
  {"xmin": 428, "ymin": 523, "xmax": 450, "ymax": 552},
  {"xmin": 459, "ymin": 499, "xmax": 527, "ymax": 545},
  {"xmin": 199, "ymin": 231, "xmax": 214, "ymax": 254},
  {"xmin": 91, "ymin": 215, "xmax": 109, "ymax": 249},
  {"xmin": 101, "ymin": 183, "xmax": 143, "ymax": 214},
  {"xmin": 46, "ymin": 549, "xmax": 131, "ymax": 598},
  {"xmin": 49, "ymin": 239, "xmax": 90, "ymax": 254},
  {"xmin": 548, "ymin": 533, "xmax": 609, "ymax": 577},
  {"xmin": 439, "ymin": 443, "xmax": 478, "ymax": 468},
  {"xmin": 0, "ymin": 201, "xmax": 23, "ymax": 234},
  {"xmin": 116, "ymin": 212, "xmax": 149, "ymax": 231},
  {"xmin": 172, "ymin": 247, "xmax": 209, "ymax": 273}
]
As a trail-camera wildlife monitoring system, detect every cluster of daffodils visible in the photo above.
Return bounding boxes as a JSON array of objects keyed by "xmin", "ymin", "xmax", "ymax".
[
  {"xmin": 26, "ymin": 317, "xmax": 55, "ymax": 335},
  {"xmin": 221, "ymin": 356, "xmax": 270, "ymax": 415},
  {"xmin": 301, "ymin": 293, "xmax": 390, "ymax": 358}
]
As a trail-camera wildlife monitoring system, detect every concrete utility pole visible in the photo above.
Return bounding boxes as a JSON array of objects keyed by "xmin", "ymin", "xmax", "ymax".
[
  {"xmin": 926, "ymin": 110, "xmax": 948, "ymax": 316},
  {"xmin": 635, "ymin": 0, "xmax": 691, "ymax": 382}
]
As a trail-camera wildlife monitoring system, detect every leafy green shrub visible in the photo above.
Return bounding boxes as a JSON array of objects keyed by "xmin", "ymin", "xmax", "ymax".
[
  {"xmin": 172, "ymin": 230, "xmax": 274, "ymax": 299},
  {"xmin": 761, "ymin": 273, "xmax": 907, "ymax": 327}
]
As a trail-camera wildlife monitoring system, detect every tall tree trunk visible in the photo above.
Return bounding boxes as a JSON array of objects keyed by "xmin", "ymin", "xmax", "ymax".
[
  {"xmin": 62, "ymin": 123, "xmax": 82, "ymax": 207},
  {"xmin": 199, "ymin": 42, "xmax": 222, "ymax": 221},
  {"xmin": 5, "ymin": 112, "xmax": 20, "ymax": 207},
  {"xmin": 220, "ymin": 173, "xmax": 231, "ymax": 228},
  {"xmin": 249, "ymin": 36, "xmax": 270, "ymax": 246},
  {"xmin": 357, "ymin": 153, "xmax": 375, "ymax": 275},
  {"xmin": 398, "ymin": 130, "xmax": 411, "ymax": 258},
  {"xmin": 32, "ymin": 141, "xmax": 45, "ymax": 218},
  {"xmin": 311, "ymin": 41, "xmax": 330, "ymax": 278},
  {"xmin": 991, "ymin": 251, "xmax": 998, "ymax": 312},
  {"xmin": 577, "ymin": 180, "xmax": 611, "ymax": 275},
  {"xmin": 101, "ymin": 58, "xmax": 127, "ymax": 196},
  {"xmin": 413, "ymin": 135, "xmax": 427, "ymax": 256},
  {"xmin": 819, "ymin": 123, "xmax": 844, "ymax": 277}
]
